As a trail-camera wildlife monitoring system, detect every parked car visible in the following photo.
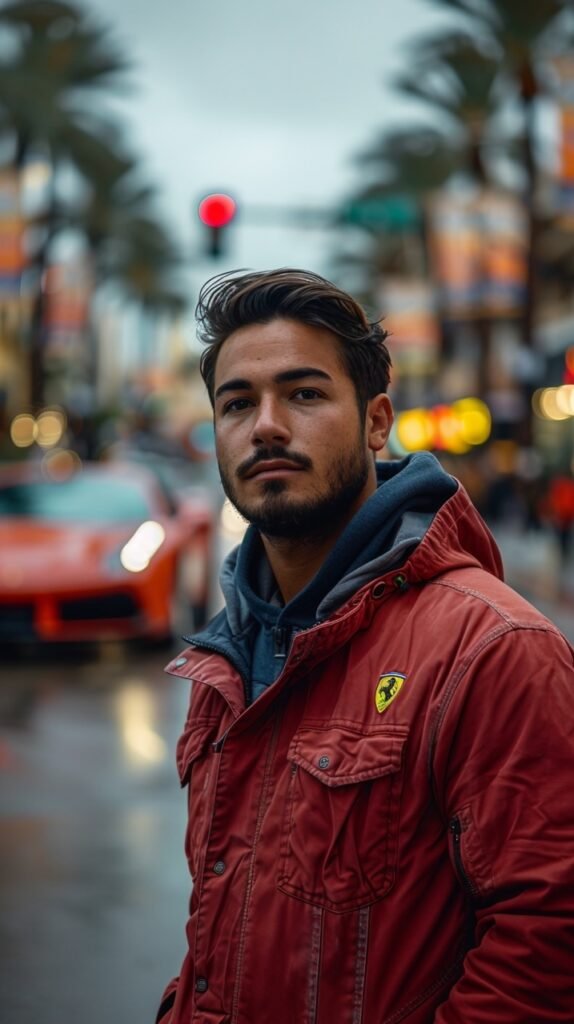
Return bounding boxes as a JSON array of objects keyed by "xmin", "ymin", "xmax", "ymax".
[{"xmin": 0, "ymin": 460, "xmax": 215, "ymax": 643}]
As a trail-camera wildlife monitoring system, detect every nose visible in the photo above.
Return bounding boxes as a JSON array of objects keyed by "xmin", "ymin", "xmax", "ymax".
[{"xmin": 250, "ymin": 394, "xmax": 291, "ymax": 446}]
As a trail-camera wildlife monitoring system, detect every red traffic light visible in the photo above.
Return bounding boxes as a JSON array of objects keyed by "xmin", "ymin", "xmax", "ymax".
[{"xmin": 198, "ymin": 193, "xmax": 237, "ymax": 229}]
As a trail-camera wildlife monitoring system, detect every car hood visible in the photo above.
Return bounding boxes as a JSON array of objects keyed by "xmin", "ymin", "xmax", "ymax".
[{"xmin": 0, "ymin": 519, "xmax": 137, "ymax": 578}]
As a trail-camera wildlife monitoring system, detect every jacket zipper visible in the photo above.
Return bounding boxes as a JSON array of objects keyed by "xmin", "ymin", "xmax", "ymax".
[
  {"xmin": 273, "ymin": 626, "xmax": 289, "ymax": 663},
  {"xmin": 448, "ymin": 817, "xmax": 479, "ymax": 898}
]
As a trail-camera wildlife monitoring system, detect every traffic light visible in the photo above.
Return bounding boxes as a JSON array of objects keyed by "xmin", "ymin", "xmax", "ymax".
[{"xmin": 198, "ymin": 192, "xmax": 237, "ymax": 258}]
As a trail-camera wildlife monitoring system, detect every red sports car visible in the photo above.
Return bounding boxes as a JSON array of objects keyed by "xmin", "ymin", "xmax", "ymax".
[{"xmin": 0, "ymin": 460, "xmax": 215, "ymax": 643}]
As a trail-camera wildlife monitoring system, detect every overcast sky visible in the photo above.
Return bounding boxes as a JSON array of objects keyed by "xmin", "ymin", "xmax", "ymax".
[{"xmin": 84, "ymin": 0, "xmax": 448, "ymax": 289}]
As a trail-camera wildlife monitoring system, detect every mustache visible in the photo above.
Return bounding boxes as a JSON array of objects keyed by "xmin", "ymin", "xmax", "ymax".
[{"xmin": 237, "ymin": 446, "xmax": 312, "ymax": 480}]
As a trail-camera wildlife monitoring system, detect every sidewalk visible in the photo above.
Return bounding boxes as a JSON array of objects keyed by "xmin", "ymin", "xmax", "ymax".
[{"xmin": 493, "ymin": 526, "xmax": 574, "ymax": 643}]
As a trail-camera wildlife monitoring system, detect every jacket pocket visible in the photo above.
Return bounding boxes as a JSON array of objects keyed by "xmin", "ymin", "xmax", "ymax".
[
  {"xmin": 177, "ymin": 716, "xmax": 221, "ymax": 880},
  {"xmin": 278, "ymin": 723, "xmax": 408, "ymax": 913}
]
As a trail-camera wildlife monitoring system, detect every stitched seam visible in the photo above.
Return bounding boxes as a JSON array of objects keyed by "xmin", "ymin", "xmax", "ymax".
[
  {"xmin": 189, "ymin": 731, "xmax": 226, "ymax": 1009},
  {"xmin": 426, "ymin": 622, "xmax": 513, "ymax": 794},
  {"xmin": 231, "ymin": 713, "xmax": 283, "ymax": 1024},
  {"xmin": 296, "ymin": 720, "xmax": 410, "ymax": 735},
  {"xmin": 427, "ymin": 623, "xmax": 569, "ymax": 807},
  {"xmin": 307, "ymin": 906, "xmax": 323, "ymax": 1024},
  {"xmin": 431, "ymin": 577, "xmax": 565, "ymax": 633},
  {"xmin": 352, "ymin": 907, "xmax": 370, "ymax": 1024}
]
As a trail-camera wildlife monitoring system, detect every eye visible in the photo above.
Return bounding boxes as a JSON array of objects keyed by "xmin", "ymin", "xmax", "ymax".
[
  {"xmin": 293, "ymin": 388, "xmax": 322, "ymax": 400},
  {"xmin": 222, "ymin": 397, "xmax": 252, "ymax": 414}
]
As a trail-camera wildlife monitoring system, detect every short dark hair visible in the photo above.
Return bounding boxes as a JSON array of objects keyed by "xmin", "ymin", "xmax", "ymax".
[{"xmin": 196, "ymin": 268, "xmax": 391, "ymax": 415}]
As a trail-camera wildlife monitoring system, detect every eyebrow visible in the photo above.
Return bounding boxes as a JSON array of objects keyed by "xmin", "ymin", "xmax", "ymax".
[{"xmin": 214, "ymin": 367, "xmax": 333, "ymax": 401}]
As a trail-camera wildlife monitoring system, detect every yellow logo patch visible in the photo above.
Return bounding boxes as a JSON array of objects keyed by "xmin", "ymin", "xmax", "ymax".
[{"xmin": 375, "ymin": 673, "xmax": 406, "ymax": 714}]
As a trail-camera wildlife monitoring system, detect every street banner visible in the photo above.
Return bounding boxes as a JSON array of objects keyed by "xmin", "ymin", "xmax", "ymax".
[
  {"xmin": 428, "ymin": 194, "xmax": 482, "ymax": 316},
  {"xmin": 0, "ymin": 170, "xmax": 25, "ymax": 297},
  {"xmin": 558, "ymin": 106, "xmax": 574, "ymax": 220},
  {"xmin": 429, "ymin": 190, "xmax": 527, "ymax": 318},
  {"xmin": 43, "ymin": 259, "xmax": 92, "ymax": 355},
  {"xmin": 377, "ymin": 277, "xmax": 440, "ymax": 375},
  {"xmin": 480, "ymin": 191, "xmax": 527, "ymax": 315}
]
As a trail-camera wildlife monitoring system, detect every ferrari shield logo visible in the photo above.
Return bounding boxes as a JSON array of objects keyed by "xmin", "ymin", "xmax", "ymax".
[{"xmin": 375, "ymin": 673, "xmax": 406, "ymax": 714}]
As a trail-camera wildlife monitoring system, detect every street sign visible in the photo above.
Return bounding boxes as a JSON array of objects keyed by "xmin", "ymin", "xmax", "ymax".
[{"xmin": 341, "ymin": 195, "xmax": 420, "ymax": 230}]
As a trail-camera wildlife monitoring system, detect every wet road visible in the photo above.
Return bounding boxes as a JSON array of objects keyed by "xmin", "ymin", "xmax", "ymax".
[{"xmin": 0, "ymin": 640, "xmax": 192, "ymax": 1024}]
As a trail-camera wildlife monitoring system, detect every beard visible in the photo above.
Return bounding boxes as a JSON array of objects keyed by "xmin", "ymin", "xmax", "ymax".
[{"xmin": 218, "ymin": 439, "xmax": 371, "ymax": 542}]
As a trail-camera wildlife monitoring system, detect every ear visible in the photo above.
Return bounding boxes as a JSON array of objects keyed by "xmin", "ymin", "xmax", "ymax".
[{"xmin": 366, "ymin": 394, "xmax": 393, "ymax": 453}]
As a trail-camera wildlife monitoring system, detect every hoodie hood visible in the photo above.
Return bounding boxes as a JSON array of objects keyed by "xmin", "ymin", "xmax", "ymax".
[
  {"xmin": 191, "ymin": 452, "xmax": 503, "ymax": 700},
  {"xmin": 221, "ymin": 452, "xmax": 464, "ymax": 634}
]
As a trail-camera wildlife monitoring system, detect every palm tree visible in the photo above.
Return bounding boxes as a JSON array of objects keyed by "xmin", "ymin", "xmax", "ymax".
[
  {"xmin": 0, "ymin": 1, "xmax": 130, "ymax": 167},
  {"xmin": 0, "ymin": 0, "xmax": 132, "ymax": 406},
  {"xmin": 417, "ymin": 0, "xmax": 574, "ymax": 349},
  {"xmin": 393, "ymin": 33, "xmax": 500, "ymax": 187}
]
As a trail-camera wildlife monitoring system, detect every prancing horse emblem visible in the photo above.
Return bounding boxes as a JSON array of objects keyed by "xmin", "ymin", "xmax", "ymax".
[{"xmin": 375, "ymin": 673, "xmax": 406, "ymax": 714}]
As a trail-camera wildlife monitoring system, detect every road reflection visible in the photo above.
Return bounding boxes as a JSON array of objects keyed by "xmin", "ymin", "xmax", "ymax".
[
  {"xmin": 0, "ymin": 640, "xmax": 192, "ymax": 1024},
  {"xmin": 114, "ymin": 681, "xmax": 169, "ymax": 767}
]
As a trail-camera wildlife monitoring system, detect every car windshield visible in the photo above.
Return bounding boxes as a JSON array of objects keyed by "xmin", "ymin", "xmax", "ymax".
[{"xmin": 0, "ymin": 476, "xmax": 152, "ymax": 523}]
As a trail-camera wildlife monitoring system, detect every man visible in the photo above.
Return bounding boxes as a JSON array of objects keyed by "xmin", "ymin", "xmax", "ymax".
[{"xmin": 157, "ymin": 269, "xmax": 574, "ymax": 1024}]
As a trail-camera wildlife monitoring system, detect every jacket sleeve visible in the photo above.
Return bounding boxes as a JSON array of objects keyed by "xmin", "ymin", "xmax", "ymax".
[
  {"xmin": 431, "ymin": 625, "xmax": 574, "ymax": 1023},
  {"xmin": 155, "ymin": 976, "xmax": 179, "ymax": 1023}
]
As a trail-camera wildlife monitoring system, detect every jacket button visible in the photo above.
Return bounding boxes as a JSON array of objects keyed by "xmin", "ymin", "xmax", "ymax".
[
  {"xmin": 195, "ymin": 977, "xmax": 208, "ymax": 993},
  {"xmin": 318, "ymin": 755, "xmax": 330, "ymax": 769},
  {"xmin": 213, "ymin": 860, "xmax": 226, "ymax": 875}
]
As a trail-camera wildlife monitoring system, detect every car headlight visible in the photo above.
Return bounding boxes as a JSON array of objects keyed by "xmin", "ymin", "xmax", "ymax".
[{"xmin": 119, "ymin": 521, "xmax": 166, "ymax": 573}]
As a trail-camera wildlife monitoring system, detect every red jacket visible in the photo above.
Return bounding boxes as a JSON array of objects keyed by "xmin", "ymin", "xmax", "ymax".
[{"xmin": 158, "ymin": 486, "xmax": 574, "ymax": 1023}]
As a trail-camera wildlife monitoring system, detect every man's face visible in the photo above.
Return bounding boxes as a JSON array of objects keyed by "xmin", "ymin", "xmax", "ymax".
[{"xmin": 213, "ymin": 318, "xmax": 388, "ymax": 541}]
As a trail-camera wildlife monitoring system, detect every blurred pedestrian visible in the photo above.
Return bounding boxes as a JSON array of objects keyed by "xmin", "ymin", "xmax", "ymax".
[
  {"xmin": 541, "ymin": 473, "xmax": 574, "ymax": 563},
  {"xmin": 157, "ymin": 269, "xmax": 574, "ymax": 1024}
]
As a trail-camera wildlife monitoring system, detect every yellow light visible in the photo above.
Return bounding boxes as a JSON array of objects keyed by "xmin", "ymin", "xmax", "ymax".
[
  {"xmin": 10, "ymin": 413, "xmax": 36, "ymax": 447},
  {"xmin": 532, "ymin": 389, "xmax": 545, "ymax": 418},
  {"xmin": 555, "ymin": 385, "xmax": 574, "ymax": 417},
  {"xmin": 396, "ymin": 409, "xmax": 435, "ymax": 451},
  {"xmin": 453, "ymin": 398, "xmax": 491, "ymax": 446},
  {"xmin": 539, "ymin": 388, "xmax": 570, "ymax": 421},
  {"xmin": 120, "ymin": 520, "xmax": 166, "ymax": 573},
  {"xmin": 220, "ymin": 498, "xmax": 248, "ymax": 540},
  {"xmin": 36, "ymin": 409, "xmax": 66, "ymax": 448}
]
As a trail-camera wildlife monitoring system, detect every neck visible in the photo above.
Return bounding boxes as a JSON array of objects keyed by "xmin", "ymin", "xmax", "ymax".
[{"xmin": 260, "ymin": 532, "xmax": 342, "ymax": 605}]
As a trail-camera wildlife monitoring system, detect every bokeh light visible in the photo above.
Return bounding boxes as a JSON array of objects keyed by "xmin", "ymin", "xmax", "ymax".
[
  {"xmin": 453, "ymin": 398, "xmax": 491, "ymax": 446},
  {"xmin": 36, "ymin": 409, "xmax": 66, "ymax": 448},
  {"xmin": 396, "ymin": 409, "xmax": 435, "ymax": 452},
  {"xmin": 120, "ymin": 521, "xmax": 166, "ymax": 573},
  {"xmin": 42, "ymin": 448, "xmax": 82, "ymax": 480},
  {"xmin": 395, "ymin": 398, "xmax": 491, "ymax": 454},
  {"xmin": 10, "ymin": 413, "xmax": 36, "ymax": 447},
  {"xmin": 220, "ymin": 498, "xmax": 248, "ymax": 540},
  {"xmin": 535, "ymin": 388, "xmax": 572, "ymax": 421}
]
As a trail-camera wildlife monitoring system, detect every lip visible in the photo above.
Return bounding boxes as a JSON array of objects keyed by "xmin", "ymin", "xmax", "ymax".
[{"xmin": 245, "ymin": 460, "xmax": 305, "ymax": 480}]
